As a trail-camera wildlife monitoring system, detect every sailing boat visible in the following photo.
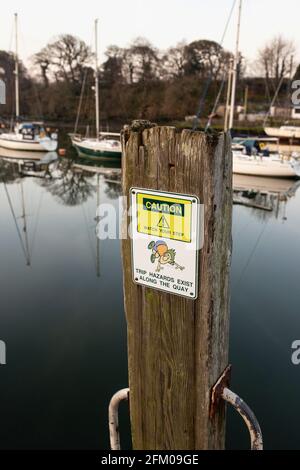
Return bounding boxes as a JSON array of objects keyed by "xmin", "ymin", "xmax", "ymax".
[
  {"xmin": 70, "ymin": 19, "xmax": 122, "ymax": 159},
  {"xmin": 227, "ymin": 1, "xmax": 300, "ymax": 178},
  {"xmin": 0, "ymin": 14, "xmax": 58, "ymax": 153}
]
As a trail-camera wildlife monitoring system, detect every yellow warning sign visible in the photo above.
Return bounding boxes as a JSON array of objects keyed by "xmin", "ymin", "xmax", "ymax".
[{"xmin": 136, "ymin": 192, "xmax": 192, "ymax": 242}]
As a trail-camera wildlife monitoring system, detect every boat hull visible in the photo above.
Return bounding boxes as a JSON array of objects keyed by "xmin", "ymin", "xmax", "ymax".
[
  {"xmin": 233, "ymin": 155, "xmax": 300, "ymax": 178},
  {"xmin": 264, "ymin": 127, "xmax": 300, "ymax": 139},
  {"xmin": 0, "ymin": 135, "xmax": 57, "ymax": 152},
  {"xmin": 73, "ymin": 140, "xmax": 122, "ymax": 159}
]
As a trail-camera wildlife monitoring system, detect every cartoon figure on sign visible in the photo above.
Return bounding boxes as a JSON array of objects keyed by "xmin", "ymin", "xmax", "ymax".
[{"xmin": 148, "ymin": 240, "xmax": 185, "ymax": 273}]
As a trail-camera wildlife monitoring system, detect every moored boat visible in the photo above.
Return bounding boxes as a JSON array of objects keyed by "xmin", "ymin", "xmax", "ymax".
[
  {"xmin": 0, "ymin": 122, "xmax": 58, "ymax": 152},
  {"xmin": 70, "ymin": 19, "xmax": 122, "ymax": 159},
  {"xmin": 70, "ymin": 132, "xmax": 121, "ymax": 159},
  {"xmin": 0, "ymin": 14, "xmax": 58, "ymax": 153},
  {"xmin": 233, "ymin": 152, "xmax": 300, "ymax": 178},
  {"xmin": 264, "ymin": 126, "xmax": 300, "ymax": 140}
]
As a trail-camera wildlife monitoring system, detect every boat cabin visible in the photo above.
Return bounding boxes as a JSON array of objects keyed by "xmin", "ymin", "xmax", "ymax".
[
  {"xmin": 16, "ymin": 122, "xmax": 47, "ymax": 141},
  {"xmin": 232, "ymin": 137, "xmax": 279, "ymax": 156}
]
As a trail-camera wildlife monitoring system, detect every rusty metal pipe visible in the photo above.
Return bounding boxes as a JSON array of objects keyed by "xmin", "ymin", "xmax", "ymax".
[
  {"xmin": 108, "ymin": 388, "xmax": 129, "ymax": 450},
  {"xmin": 222, "ymin": 387, "xmax": 263, "ymax": 450}
]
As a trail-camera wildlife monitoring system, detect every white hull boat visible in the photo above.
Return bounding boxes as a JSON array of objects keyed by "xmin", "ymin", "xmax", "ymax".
[
  {"xmin": 0, "ymin": 123, "xmax": 58, "ymax": 152},
  {"xmin": 0, "ymin": 133, "xmax": 57, "ymax": 152},
  {"xmin": 70, "ymin": 133, "xmax": 121, "ymax": 159},
  {"xmin": 233, "ymin": 152, "xmax": 300, "ymax": 178},
  {"xmin": 264, "ymin": 126, "xmax": 300, "ymax": 140},
  {"xmin": 0, "ymin": 16, "xmax": 58, "ymax": 154}
]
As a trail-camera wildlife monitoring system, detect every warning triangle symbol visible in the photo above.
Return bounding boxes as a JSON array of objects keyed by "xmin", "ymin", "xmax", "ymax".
[{"xmin": 157, "ymin": 215, "xmax": 170, "ymax": 228}]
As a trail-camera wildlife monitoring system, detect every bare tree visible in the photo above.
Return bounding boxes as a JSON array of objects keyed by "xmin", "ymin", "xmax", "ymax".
[
  {"xmin": 183, "ymin": 40, "xmax": 232, "ymax": 81},
  {"xmin": 102, "ymin": 45, "xmax": 124, "ymax": 85},
  {"xmin": 162, "ymin": 41, "xmax": 187, "ymax": 79},
  {"xmin": 258, "ymin": 35, "xmax": 295, "ymax": 95},
  {"xmin": 33, "ymin": 35, "xmax": 93, "ymax": 85},
  {"xmin": 122, "ymin": 37, "xmax": 160, "ymax": 83}
]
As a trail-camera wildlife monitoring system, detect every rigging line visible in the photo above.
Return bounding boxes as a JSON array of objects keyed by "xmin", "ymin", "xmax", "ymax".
[
  {"xmin": 30, "ymin": 190, "xmax": 44, "ymax": 256},
  {"xmin": 263, "ymin": 74, "xmax": 285, "ymax": 127},
  {"xmin": 2, "ymin": 180, "xmax": 28, "ymax": 263},
  {"xmin": 205, "ymin": 74, "xmax": 226, "ymax": 130},
  {"xmin": 74, "ymin": 68, "xmax": 88, "ymax": 134},
  {"xmin": 20, "ymin": 179, "xmax": 31, "ymax": 265},
  {"xmin": 193, "ymin": 0, "xmax": 237, "ymax": 130},
  {"xmin": 81, "ymin": 203, "xmax": 97, "ymax": 271},
  {"xmin": 234, "ymin": 219, "xmax": 269, "ymax": 290}
]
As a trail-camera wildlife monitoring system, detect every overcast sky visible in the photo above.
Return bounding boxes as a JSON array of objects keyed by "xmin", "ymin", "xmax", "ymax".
[{"xmin": 0, "ymin": 0, "xmax": 299, "ymax": 67}]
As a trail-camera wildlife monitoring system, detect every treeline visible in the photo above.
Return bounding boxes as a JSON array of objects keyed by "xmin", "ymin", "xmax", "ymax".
[{"xmin": 0, "ymin": 35, "xmax": 299, "ymax": 125}]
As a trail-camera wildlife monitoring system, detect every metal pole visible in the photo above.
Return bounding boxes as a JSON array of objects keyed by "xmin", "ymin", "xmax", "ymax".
[
  {"xmin": 14, "ymin": 13, "xmax": 20, "ymax": 119},
  {"xmin": 221, "ymin": 387, "xmax": 263, "ymax": 450},
  {"xmin": 94, "ymin": 19, "xmax": 100, "ymax": 141},
  {"xmin": 108, "ymin": 388, "xmax": 129, "ymax": 450},
  {"xmin": 96, "ymin": 174, "xmax": 100, "ymax": 278},
  {"xmin": 229, "ymin": 0, "xmax": 242, "ymax": 130}
]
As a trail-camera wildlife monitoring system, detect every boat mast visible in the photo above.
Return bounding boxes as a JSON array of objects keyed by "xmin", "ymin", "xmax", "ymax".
[
  {"xmin": 96, "ymin": 174, "xmax": 100, "ymax": 278},
  {"xmin": 228, "ymin": 0, "xmax": 242, "ymax": 130},
  {"xmin": 20, "ymin": 180, "xmax": 31, "ymax": 266},
  {"xmin": 14, "ymin": 13, "xmax": 20, "ymax": 120},
  {"xmin": 94, "ymin": 19, "xmax": 100, "ymax": 141}
]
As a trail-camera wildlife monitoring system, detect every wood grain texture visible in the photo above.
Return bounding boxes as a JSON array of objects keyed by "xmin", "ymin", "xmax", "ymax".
[{"xmin": 121, "ymin": 122, "xmax": 232, "ymax": 450}]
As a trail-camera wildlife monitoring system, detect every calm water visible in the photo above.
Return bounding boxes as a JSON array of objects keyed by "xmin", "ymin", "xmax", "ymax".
[{"xmin": 0, "ymin": 147, "xmax": 300, "ymax": 450}]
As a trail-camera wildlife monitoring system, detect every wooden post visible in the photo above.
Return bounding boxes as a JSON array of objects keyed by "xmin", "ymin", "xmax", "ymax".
[{"xmin": 121, "ymin": 121, "xmax": 232, "ymax": 450}]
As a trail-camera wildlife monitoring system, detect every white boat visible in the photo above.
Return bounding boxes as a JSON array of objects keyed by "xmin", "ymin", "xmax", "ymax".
[
  {"xmin": 0, "ymin": 14, "xmax": 58, "ymax": 153},
  {"xmin": 233, "ymin": 152, "xmax": 300, "ymax": 178},
  {"xmin": 264, "ymin": 126, "xmax": 300, "ymax": 140},
  {"xmin": 70, "ymin": 132, "xmax": 121, "ymax": 158},
  {"xmin": 70, "ymin": 19, "xmax": 121, "ymax": 159},
  {"xmin": 0, "ymin": 122, "xmax": 58, "ymax": 152},
  {"xmin": 0, "ymin": 146, "xmax": 47, "ymax": 160}
]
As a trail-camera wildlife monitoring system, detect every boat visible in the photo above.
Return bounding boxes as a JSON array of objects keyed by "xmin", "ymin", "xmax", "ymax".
[
  {"xmin": 232, "ymin": 137, "xmax": 280, "ymax": 153},
  {"xmin": 232, "ymin": 137, "xmax": 300, "ymax": 178},
  {"xmin": 233, "ymin": 152, "xmax": 300, "ymax": 178},
  {"xmin": 0, "ymin": 122, "xmax": 58, "ymax": 152},
  {"xmin": 264, "ymin": 126, "xmax": 300, "ymax": 140},
  {"xmin": 0, "ymin": 14, "xmax": 58, "ymax": 153},
  {"xmin": 70, "ymin": 132, "xmax": 121, "ymax": 159},
  {"xmin": 0, "ymin": 146, "xmax": 49, "ymax": 161},
  {"xmin": 70, "ymin": 19, "xmax": 122, "ymax": 159}
]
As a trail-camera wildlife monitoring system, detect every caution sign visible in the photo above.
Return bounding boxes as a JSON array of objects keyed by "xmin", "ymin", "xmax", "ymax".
[
  {"xmin": 131, "ymin": 188, "xmax": 201, "ymax": 299},
  {"xmin": 136, "ymin": 193, "xmax": 192, "ymax": 242}
]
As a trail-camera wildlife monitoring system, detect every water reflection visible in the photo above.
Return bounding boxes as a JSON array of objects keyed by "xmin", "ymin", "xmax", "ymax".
[
  {"xmin": 233, "ymin": 174, "xmax": 300, "ymax": 222},
  {"xmin": 1, "ymin": 144, "xmax": 300, "ymax": 449},
  {"xmin": 0, "ymin": 147, "xmax": 127, "ymax": 450}
]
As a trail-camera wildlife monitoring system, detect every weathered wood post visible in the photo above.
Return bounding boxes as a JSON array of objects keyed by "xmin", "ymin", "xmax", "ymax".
[{"xmin": 121, "ymin": 121, "xmax": 232, "ymax": 450}]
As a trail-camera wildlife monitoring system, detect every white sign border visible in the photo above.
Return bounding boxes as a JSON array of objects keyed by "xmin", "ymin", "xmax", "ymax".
[{"xmin": 130, "ymin": 187, "xmax": 201, "ymax": 300}]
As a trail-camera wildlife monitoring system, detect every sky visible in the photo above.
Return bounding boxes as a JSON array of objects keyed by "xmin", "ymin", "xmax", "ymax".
[{"xmin": 0, "ymin": 0, "xmax": 299, "ymax": 68}]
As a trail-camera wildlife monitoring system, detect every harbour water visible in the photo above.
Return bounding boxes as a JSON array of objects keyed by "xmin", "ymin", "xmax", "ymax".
[{"xmin": 0, "ymin": 143, "xmax": 300, "ymax": 449}]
